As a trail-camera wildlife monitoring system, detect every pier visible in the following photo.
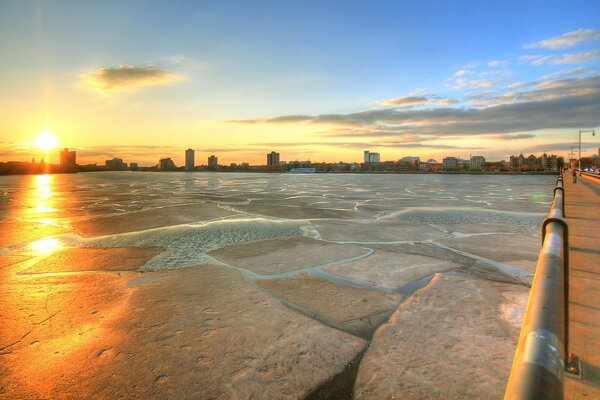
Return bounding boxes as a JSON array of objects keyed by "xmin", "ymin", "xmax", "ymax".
[
  {"xmin": 564, "ymin": 173, "xmax": 600, "ymax": 399},
  {"xmin": 506, "ymin": 172, "xmax": 600, "ymax": 399}
]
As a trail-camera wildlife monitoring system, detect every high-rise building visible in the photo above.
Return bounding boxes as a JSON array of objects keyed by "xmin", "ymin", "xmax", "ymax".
[
  {"xmin": 363, "ymin": 150, "xmax": 380, "ymax": 163},
  {"xmin": 185, "ymin": 148, "xmax": 195, "ymax": 171},
  {"xmin": 208, "ymin": 155, "xmax": 218, "ymax": 169},
  {"xmin": 60, "ymin": 148, "xmax": 76, "ymax": 167},
  {"xmin": 159, "ymin": 158, "xmax": 176, "ymax": 170},
  {"xmin": 470, "ymin": 155, "xmax": 486, "ymax": 170},
  {"xmin": 267, "ymin": 151, "xmax": 280, "ymax": 166}
]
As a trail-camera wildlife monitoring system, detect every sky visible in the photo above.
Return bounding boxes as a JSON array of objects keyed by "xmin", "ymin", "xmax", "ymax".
[{"xmin": 1, "ymin": 0, "xmax": 599, "ymax": 166}]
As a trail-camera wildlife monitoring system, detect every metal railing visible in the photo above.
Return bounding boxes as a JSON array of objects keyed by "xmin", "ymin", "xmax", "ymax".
[
  {"xmin": 504, "ymin": 174, "xmax": 578, "ymax": 400},
  {"xmin": 580, "ymin": 171, "xmax": 600, "ymax": 180}
]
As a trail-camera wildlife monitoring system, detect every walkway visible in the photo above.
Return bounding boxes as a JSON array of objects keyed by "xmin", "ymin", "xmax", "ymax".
[{"xmin": 564, "ymin": 173, "xmax": 600, "ymax": 399}]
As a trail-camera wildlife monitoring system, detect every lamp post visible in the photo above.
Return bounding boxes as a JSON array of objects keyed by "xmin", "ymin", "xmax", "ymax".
[{"xmin": 578, "ymin": 129, "xmax": 596, "ymax": 170}]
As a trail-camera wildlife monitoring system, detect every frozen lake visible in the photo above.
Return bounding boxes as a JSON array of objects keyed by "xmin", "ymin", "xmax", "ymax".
[{"xmin": 0, "ymin": 172, "xmax": 554, "ymax": 399}]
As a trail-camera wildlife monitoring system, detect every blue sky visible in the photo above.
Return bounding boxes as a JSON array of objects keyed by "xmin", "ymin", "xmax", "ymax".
[{"xmin": 1, "ymin": 0, "xmax": 599, "ymax": 164}]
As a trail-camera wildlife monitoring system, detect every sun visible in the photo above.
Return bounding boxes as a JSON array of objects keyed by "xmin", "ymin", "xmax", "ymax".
[{"xmin": 35, "ymin": 131, "xmax": 59, "ymax": 152}]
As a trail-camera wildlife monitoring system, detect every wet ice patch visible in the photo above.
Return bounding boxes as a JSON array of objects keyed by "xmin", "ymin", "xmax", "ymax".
[
  {"xmin": 385, "ymin": 207, "xmax": 544, "ymax": 227},
  {"xmin": 63, "ymin": 218, "xmax": 312, "ymax": 270}
]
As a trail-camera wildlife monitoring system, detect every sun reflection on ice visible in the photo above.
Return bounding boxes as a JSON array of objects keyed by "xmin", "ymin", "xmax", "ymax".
[{"xmin": 29, "ymin": 238, "xmax": 63, "ymax": 255}]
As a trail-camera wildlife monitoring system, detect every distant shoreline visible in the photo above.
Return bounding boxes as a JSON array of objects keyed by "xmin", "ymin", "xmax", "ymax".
[{"xmin": 0, "ymin": 168, "xmax": 562, "ymax": 177}]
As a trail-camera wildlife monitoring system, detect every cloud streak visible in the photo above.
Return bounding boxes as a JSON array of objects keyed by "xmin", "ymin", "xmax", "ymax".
[
  {"xmin": 521, "ymin": 49, "xmax": 600, "ymax": 65},
  {"xmin": 84, "ymin": 64, "xmax": 181, "ymax": 93},
  {"xmin": 525, "ymin": 29, "xmax": 600, "ymax": 49},
  {"xmin": 248, "ymin": 141, "xmax": 482, "ymax": 150},
  {"xmin": 228, "ymin": 75, "xmax": 600, "ymax": 141},
  {"xmin": 382, "ymin": 94, "xmax": 456, "ymax": 107}
]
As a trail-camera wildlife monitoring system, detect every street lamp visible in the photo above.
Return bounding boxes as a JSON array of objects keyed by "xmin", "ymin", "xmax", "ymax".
[{"xmin": 578, "ymin": 129, "xmax": 596, "ymax": 170}]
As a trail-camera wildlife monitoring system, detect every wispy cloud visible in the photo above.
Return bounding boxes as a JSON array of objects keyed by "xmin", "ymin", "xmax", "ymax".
[
  {"xmin": 382, "ymin": 94, "xmax": 456, "ymax": 107},
  {"xmin": 541, "ymin": 67, "xmax": 592, "ymax": 80},
  {"xmin": 84, "ymin": 64, "xmax": 181, "ymax": 94},
  {"xmin": 465, "ymin": 74, "xmax": 600, "ymax": 106},
  {"xmin": 487, "ymin": 60, "xmax": 509, "ymax": 67},
  {"xmin": 383, "ymin": 95, "xmax": 431, "ymax": 107},
  {"xmin": 507, "ymin": 81, "xmax": 536, "ymax": 90},
  {"xmin": 484, "ymin": 133, "xmax": 536, "ymax": 141},
  {"xmin": 521, "ymin": 142, "xmax": 598, "ymax": 153},
  {"xmin": 228, "ymin": 75, "xmax": 600, "ymax": 140},
  {"xmin": 452, "ymin": 69, "xmax": 473, "ymax": 78},
  {"xmin": 525, "ymin": 29, "xmax": 600, "ymax": 49},
  {"xmin": 453, "ymin": 78, "xmax": 506, "ymax": 90},
  {"xmin": 464, "ymin": 90, "xmax": 498, "ymax": 99},
  {"xmin": 521, "ymin": 49, "xmax": 600, "ymax": 65},
  {"xmin": 247, "ymin": 141, "xmax": 481, "ymax": 150}
]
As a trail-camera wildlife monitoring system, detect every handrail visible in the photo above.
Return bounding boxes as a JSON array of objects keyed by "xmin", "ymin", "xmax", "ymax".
[
  {"xmin": 504, "ymin": 173, "xmax": 576, "ymax": 400},
  {"xmin": 580, "ymin": 171, "xmax": 600, "ymax": 180}
]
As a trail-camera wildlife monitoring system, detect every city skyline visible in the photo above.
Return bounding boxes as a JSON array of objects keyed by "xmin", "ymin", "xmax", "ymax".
[{"xmin": 1, "ymin": 1, "xmax": 600, "ymax": 165}]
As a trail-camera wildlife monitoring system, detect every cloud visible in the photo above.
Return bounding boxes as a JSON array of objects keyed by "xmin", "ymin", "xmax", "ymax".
[
  {"xmin": 464, "ymin": 90, "xmax": 498, "ymax": 99},
  {"xmin": 520, "ymin": 142, "xmax": 598, "ymax": 153},
  {"xmin": 520, "ymin": 49, "xmax": 600, "ymax": 65},
  {"xmin": 228, "ymin": 75, "xmax": 600, "ymax": 140},
  {"xmin": 76, "ymin": 145, "xmax": 180, "ymax": 159},
  {"xmin": 462, "ymin": 74, "xmax": 600, "ymax": 106},
  {"xmin": 520, "ymin": 55, "xmax": 552, "ymax": 65},
  {"xmin": 382, "ymin": 94, "xmax": 456, "ymax": 107},
  {"xmin": 525, "ymin": 29, "xmax": 600, "ymax": 49},
  {"xmin": 84, "ymin": 64, "xmax": 181, "ymax": 93},
  {"xmin": 247, "ymin": 141, "xmax": 481, "ymax": 150},
  {"xmin": 453, "ymin": 78, "xmax": 506, "ymax": 90},
  {"xmin": 507, "ymin": 81, "xmax": 536, "ymax": 90},
  {"xmin": 483, "ymin": 133, "xmax": 536, "ymax": 140},
  {"xmin": 452, "ymin": 69, "xmax": 472, "ymax": 78},
  {"xmin": 383, "ymin": 95, "xmax": 430, "ymax": 107},
  {"xmin": 487, "ymin": 60, "xmax": 509, "ymax": 67},
  {"xmin": 541, "ymin": 67, "xmax": 591, "ymax": 80},
  {"xmin": 555, "ymin": 50, "xmax": 600, "ymax": 64}
]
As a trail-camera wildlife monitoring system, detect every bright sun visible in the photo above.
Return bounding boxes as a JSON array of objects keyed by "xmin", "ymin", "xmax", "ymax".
[{"xmin": 35, "ymin": 131, "xmax": 58, "ymax": 152}]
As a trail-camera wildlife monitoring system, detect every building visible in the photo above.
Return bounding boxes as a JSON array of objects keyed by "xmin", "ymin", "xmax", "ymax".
[
  {"xmin": 267, "ymin": 151, "xmax": 280, "ymax": 166},
  {"xmin": 129, "ymin": 162, "xmax": 139, "ymax": 171},
  {"xmin": 400, "ymin": 156, "xmax": 420, "ymax": 163},
  {"xmin": 539, "ymin": 153, "xmax": 558, "ymax": 172},
  {"xmin": 470, "ymin": 155, "xmax": 486, "ymax": 170},
  {"xmin": 60, "ymin": 148, "xmax": 76, "ymax": 167},
  {"xmin": 510, "ymin": 154, "xmax": 525, "ymax": 170},
  {"xmin": 106, "ymin": 158, "xmax": 127, "ymax": 170},
  {"xmin": 185, "ymin": 148, "xmax": 195, "ymax": 171},
  {"xmin": 208, "ymin": 155, "xmax": 218, "ymax": 169},
  {"xmin": 398, "ymin": 156, "xmax": 420, "ymax": 170},
  {"xmin": 159, "ymin": 158, "xmax": 176, "ymax": 170},
  {"xmin": 526, "ymin": 154, "xmax": 538, "ymax": 170},
  {"xmin": 363, "ymin": 150, "xmax": 380, "ymax": 163},
  {"xmin": 509, "ymin": 153, "xmax": 560, "ymax": 171},
  {"xmin": 442, "ymin": 157, "xmax": 459, "ymax": 171}
]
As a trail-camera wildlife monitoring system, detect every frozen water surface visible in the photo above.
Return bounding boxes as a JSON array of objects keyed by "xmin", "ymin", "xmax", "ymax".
[{"xmin": 0, "ymin": 172, "xmax": 555, "ymax": 398}]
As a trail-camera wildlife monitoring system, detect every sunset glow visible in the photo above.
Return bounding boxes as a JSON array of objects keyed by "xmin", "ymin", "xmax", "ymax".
[
  {"xmin": 0, "ymin": 1, "xmax": 598, "ymax": 165},
  {"xmin": 35, "ymin": 131, "xmax": 58, "ymax": 152}
]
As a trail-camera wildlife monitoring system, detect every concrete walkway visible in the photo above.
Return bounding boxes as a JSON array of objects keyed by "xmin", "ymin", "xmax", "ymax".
[{"xmin": 564, "ymin": 174, "xmax": 600, "ymax": 399}]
